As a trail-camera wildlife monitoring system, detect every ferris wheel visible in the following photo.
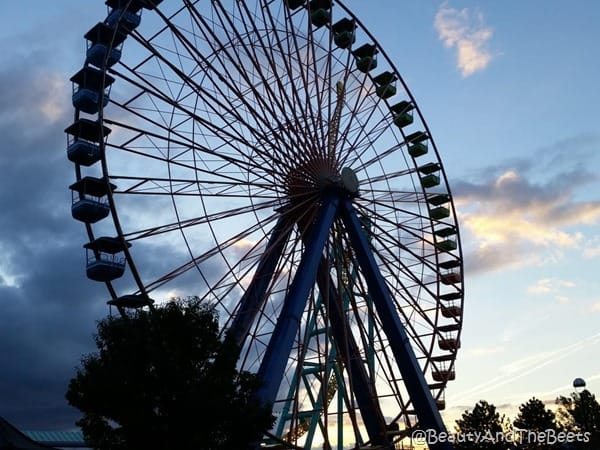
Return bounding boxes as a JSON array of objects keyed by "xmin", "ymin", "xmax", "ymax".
[{"xmin": 66, "ymin": 0, "xmax": 464, "ymax": 448}]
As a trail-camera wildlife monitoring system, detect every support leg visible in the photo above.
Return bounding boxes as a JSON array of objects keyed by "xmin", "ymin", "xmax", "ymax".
[
  {"xmin": 255, "ymin": 195, "xmax": 340, "ymax": 406},
  {"xmin": 227, "ymin": 215, "xmax": 292, "ymax": 349},
  {"xmin": 339, "ymin": 199, "xmax": 453, "ymax": 450},
  {"xmin": 315, "ymin": 257, "xmax": 389, "ymax": 446}
]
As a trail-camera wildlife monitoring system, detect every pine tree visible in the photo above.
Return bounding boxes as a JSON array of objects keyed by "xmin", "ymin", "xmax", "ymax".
[
  {"xmin": 556, "ymin": 390, "xmax": 600, "ymax": 449},
  {"xmin": 454, "ymin": 400, "xmax": 509, "ymax": 450},
  {"xmin": 513, "ymin": 397, "xmax": 557, "ymax": 449}
]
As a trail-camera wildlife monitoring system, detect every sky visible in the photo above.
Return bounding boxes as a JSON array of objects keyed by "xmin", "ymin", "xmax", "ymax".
[{"xmin": 0, "ymin": 0, "xmax": 599, "ymax": 438}]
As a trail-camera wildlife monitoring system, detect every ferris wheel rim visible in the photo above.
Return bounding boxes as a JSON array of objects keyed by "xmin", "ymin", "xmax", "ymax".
[{"xmin": 67, "ymin": 0, "xmax": 464, "ymax": 446}]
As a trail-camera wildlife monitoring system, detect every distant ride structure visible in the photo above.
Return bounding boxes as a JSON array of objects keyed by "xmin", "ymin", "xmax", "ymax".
[{"xmin": 66, "ymin": 1, "xmax": 464, "ymax": 449}]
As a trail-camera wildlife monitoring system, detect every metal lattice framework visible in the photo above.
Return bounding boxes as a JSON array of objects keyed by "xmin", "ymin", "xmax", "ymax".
[{"xmin": 66, "ymin": 1, "xmax": 464, "ymax": 449}]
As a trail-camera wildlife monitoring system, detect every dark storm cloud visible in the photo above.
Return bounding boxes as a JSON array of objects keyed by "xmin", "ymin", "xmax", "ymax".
[
  {"xmin": 0, "ymin": 43, "xmax": 109, "ymax": 429},
  {"xmin": 0, "ymin": 9, "xmax": 239, "ymax": 431}
]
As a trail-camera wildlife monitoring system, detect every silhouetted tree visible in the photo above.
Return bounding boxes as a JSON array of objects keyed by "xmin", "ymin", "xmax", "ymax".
[
  {"xmin": 66, "ymin": 297, "xmax": 274, "ymax": 450},
  {"xmin": 513, "ymin": 397, "xmax": 557, "ymax": 449},
  {"xmin": 555, "ymin": 389, "xmax": 600, "ymax": 449},
  {"xmin": 454, "ymin": 400, "xmax": 509, "ymax": 450}
]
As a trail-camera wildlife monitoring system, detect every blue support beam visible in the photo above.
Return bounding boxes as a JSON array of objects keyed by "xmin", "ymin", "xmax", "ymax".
[
  {"xmin": 314, "ymin": 257, "xmax": 388, "ymax": 446},
  {"xmin": 226, "ymin": 216, "xmax": 291, "ymax": 349},
  {"xmin": 339, "ymin": 199, "xmax": 454, "ymax": 450},
  {"xmin": 255, "ymin": 195, "xmax": 340, "ymax": 407}
]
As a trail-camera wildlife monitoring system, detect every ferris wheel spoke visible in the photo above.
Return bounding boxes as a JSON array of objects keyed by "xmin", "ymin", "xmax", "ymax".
[
  {"xmin": 179, "ymin": 3, "xmax": 301, "ymax": 163},
  {"xmin": 149, "ymin": 6, "xmax": 307, "ymax": 178},
  {"xmin": 329, "ymin": 69, "xmax": 392, "ymax": 166},
  {"xmin": 109, "ymin": 174, "xmax": 277, "ymax": 195},
  {"xmin": 280, "ymin": 9, "xmax": 327, "ymax": 153},
  {"xmin": 143, "ymin": 209, "xmax": 279, "ymax": 293},
  {"xmin": 121, "ymin": 199, "xmax": 280, "ymax": 242},
  {"xmin": 339, "ymin": 227, "xmax": 437, "ymax": 352},
  {"xmin": 208, "ymin": 219, "xmax": 301, "ymax": 328},
  {"xmin": 360, "ymin": 189, "xmax": 422, "ymax": 204},
  {"xmin": 111, "ymin": 52, "xmax": 294, "ymax": 182},
  {"xmin": 340, "ymin": 200, "xmax": 441, "ymax": 357},
  {"xmin": 352, "ymin": 143, "xmax": 408, "ymax": 175},
  {"xmin": 259, "ymin": 4, "xmax": 324, "ymax": 159},
  {"xmin": 207, "ymin": 2, "xmax": 311, "ymax": 165},
  {"xmin": 353, "ymin": 214, "xmax": 439, "ymax": 302},
  {"xmin": 103, "ymin": 108, "xmax": 283, "ymax": 187},
  {"xmin": 340, "ymin": 113, "xmax": 399, "ymax": 172}
]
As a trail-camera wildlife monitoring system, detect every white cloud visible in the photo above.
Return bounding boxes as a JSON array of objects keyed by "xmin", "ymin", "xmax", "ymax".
[
  {"xmin": 456, "ymin": 166, "xmax": 600, "ymax": 274},
  {"xmin": 583, "ymin": 237, "xmax": 600, "ymax": 259},
  {"xmin": 527, "ymin": 278, "xmax": 576, "ymax": 295},
  {"xmin": 37, "ymin": 72, "xmax": 69, "ymax": 123},
  {"xmin": 469, "ymin": 346, "xmax": 504, "ymax": 357},
  {"xmin": 434, "ymin": 4, "xmax": 494, "ymax": 77}
]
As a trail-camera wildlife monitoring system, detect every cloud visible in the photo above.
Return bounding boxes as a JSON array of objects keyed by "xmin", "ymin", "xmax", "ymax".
[
  {"xmin": 527, "ymin": 278, "xmax": 576, "ymax": 295},
  {"xmin": 583, "ymin": 237, "xmax": 600, "ymax": 259},
  {"xmin": 434, "ymin": 4, "xmax": 494, "ymax": 77},
  {"xmin": 454, "ymin": 144, "xmax": 600, "ymax": 274},
  {"xmin": 0, "ymin": 32, "xmax": 112, "ymax": 429},
  {"xmin": 468, "ymin": 346, "xmax": 505, "ymax": 357}
]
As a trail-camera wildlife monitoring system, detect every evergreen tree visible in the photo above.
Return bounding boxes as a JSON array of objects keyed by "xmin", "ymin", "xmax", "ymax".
[
  {"xmin": 513, "ymin": 397, "xmax": 557, "ymax": 449},
  {"xmin": 556, "ymin": 389, "xmax": 600, "ymax": 449},
  {"xmin": 454, "ymin": 400, "xmax": 509, "ymax": 450}
]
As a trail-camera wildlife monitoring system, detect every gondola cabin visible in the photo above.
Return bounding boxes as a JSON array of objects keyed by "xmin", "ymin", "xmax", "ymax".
[
  {"xmin": 65, "ymin": 118, "xmax": 111, "ymax": 166},
  {"xmin": 106, "ymin": 7, "xmax": 141, "ymax": 32},
  {"xmin": 406, "ymin": 131, "xmax": 429, "ymax": 158},
  {"xmin": 352, "ymin": 44, "xmax": 378, "ymax": 73},
  {"xmin": 441, "ymin": 303, "xmax": 462, "ymax": 319},
  {"xmin": 373, "ymin": 71, "xmax": 397, "ymax": 99},
  {"xmin": 439, "ymin": 291, "xmax": 462, "ymax": 318},
  {"xmin": 70, "ymin": 66, "xmax": 115, "ymax": 115},
  {"xmin": 308, "ymin": 0, "xmax": 332, "ymax": 28},
  {"xmin": 85, "ymin": 22, "xmax": 127, "ymax": 68},
  {"xmin": 427, "ymin": 193, "xmax": 450, "ymax": 207},
  {"xmin": 430, "ymin": 206, "xmax": 450, "ymax": 221},
  {"xmin": 69, "ymin": 177, "xmax": 116, "ymax": 223},
  {"xmin": 331, "ymin": 18, "xmax": 356, "ymax": 49},
  {"xmin": 105, "ymin": 0, "xmax": 163, "ymax": 31},
  {"xmin": 390, "ymin": 101, "xmax": 414, "ymax": 129},
  {"xmin": 439, "ymin": 259, "xmax": 461, "ymax": 285},
  {"xmin": 437, "ymin": 239, "xmax": 457, "ymax": 252},
  {"xmin": 438, "ymin": 323, "xmax": 461, "ymax": 351},
  {"xmin": 84, "ymin": 237, "xmax": 131, "ymax": 282},
  {"xmin": 431, "ymin": 354, "xmax": 456, "ymax": 382},
  {"xmin": 434, "ymin": 226, "xmax": 457, "ymax": 239}
]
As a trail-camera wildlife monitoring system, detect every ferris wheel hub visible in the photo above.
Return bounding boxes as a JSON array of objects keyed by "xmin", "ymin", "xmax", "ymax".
[{"xmin": 340, "ymin": 167, "xmax": 359, "ymax": 195}]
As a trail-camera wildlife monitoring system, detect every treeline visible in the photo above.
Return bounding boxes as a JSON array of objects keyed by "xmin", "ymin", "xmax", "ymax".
[{"xmin": 451, "ymin": 391, "xmax": 600, "ymax": 449}]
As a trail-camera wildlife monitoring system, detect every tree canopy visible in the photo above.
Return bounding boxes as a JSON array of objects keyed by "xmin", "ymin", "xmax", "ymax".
[
  {"xmin": 556, "ymin": 389, "xmax": 600, "ymax": 449},
  {"xmin": 513, "ymin": 397, "xmax": 557, "ymax": 449},
  {"xmin": 453, "ymin": 393, "xmax": 600, "ymax": 450},
  {"xmin": 66, "ymin": 297, "xmax": 274, "ymax": 450},
  {"xmin": 454, "ymin": 400, "xmax": 509, "ymax": 450}
]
